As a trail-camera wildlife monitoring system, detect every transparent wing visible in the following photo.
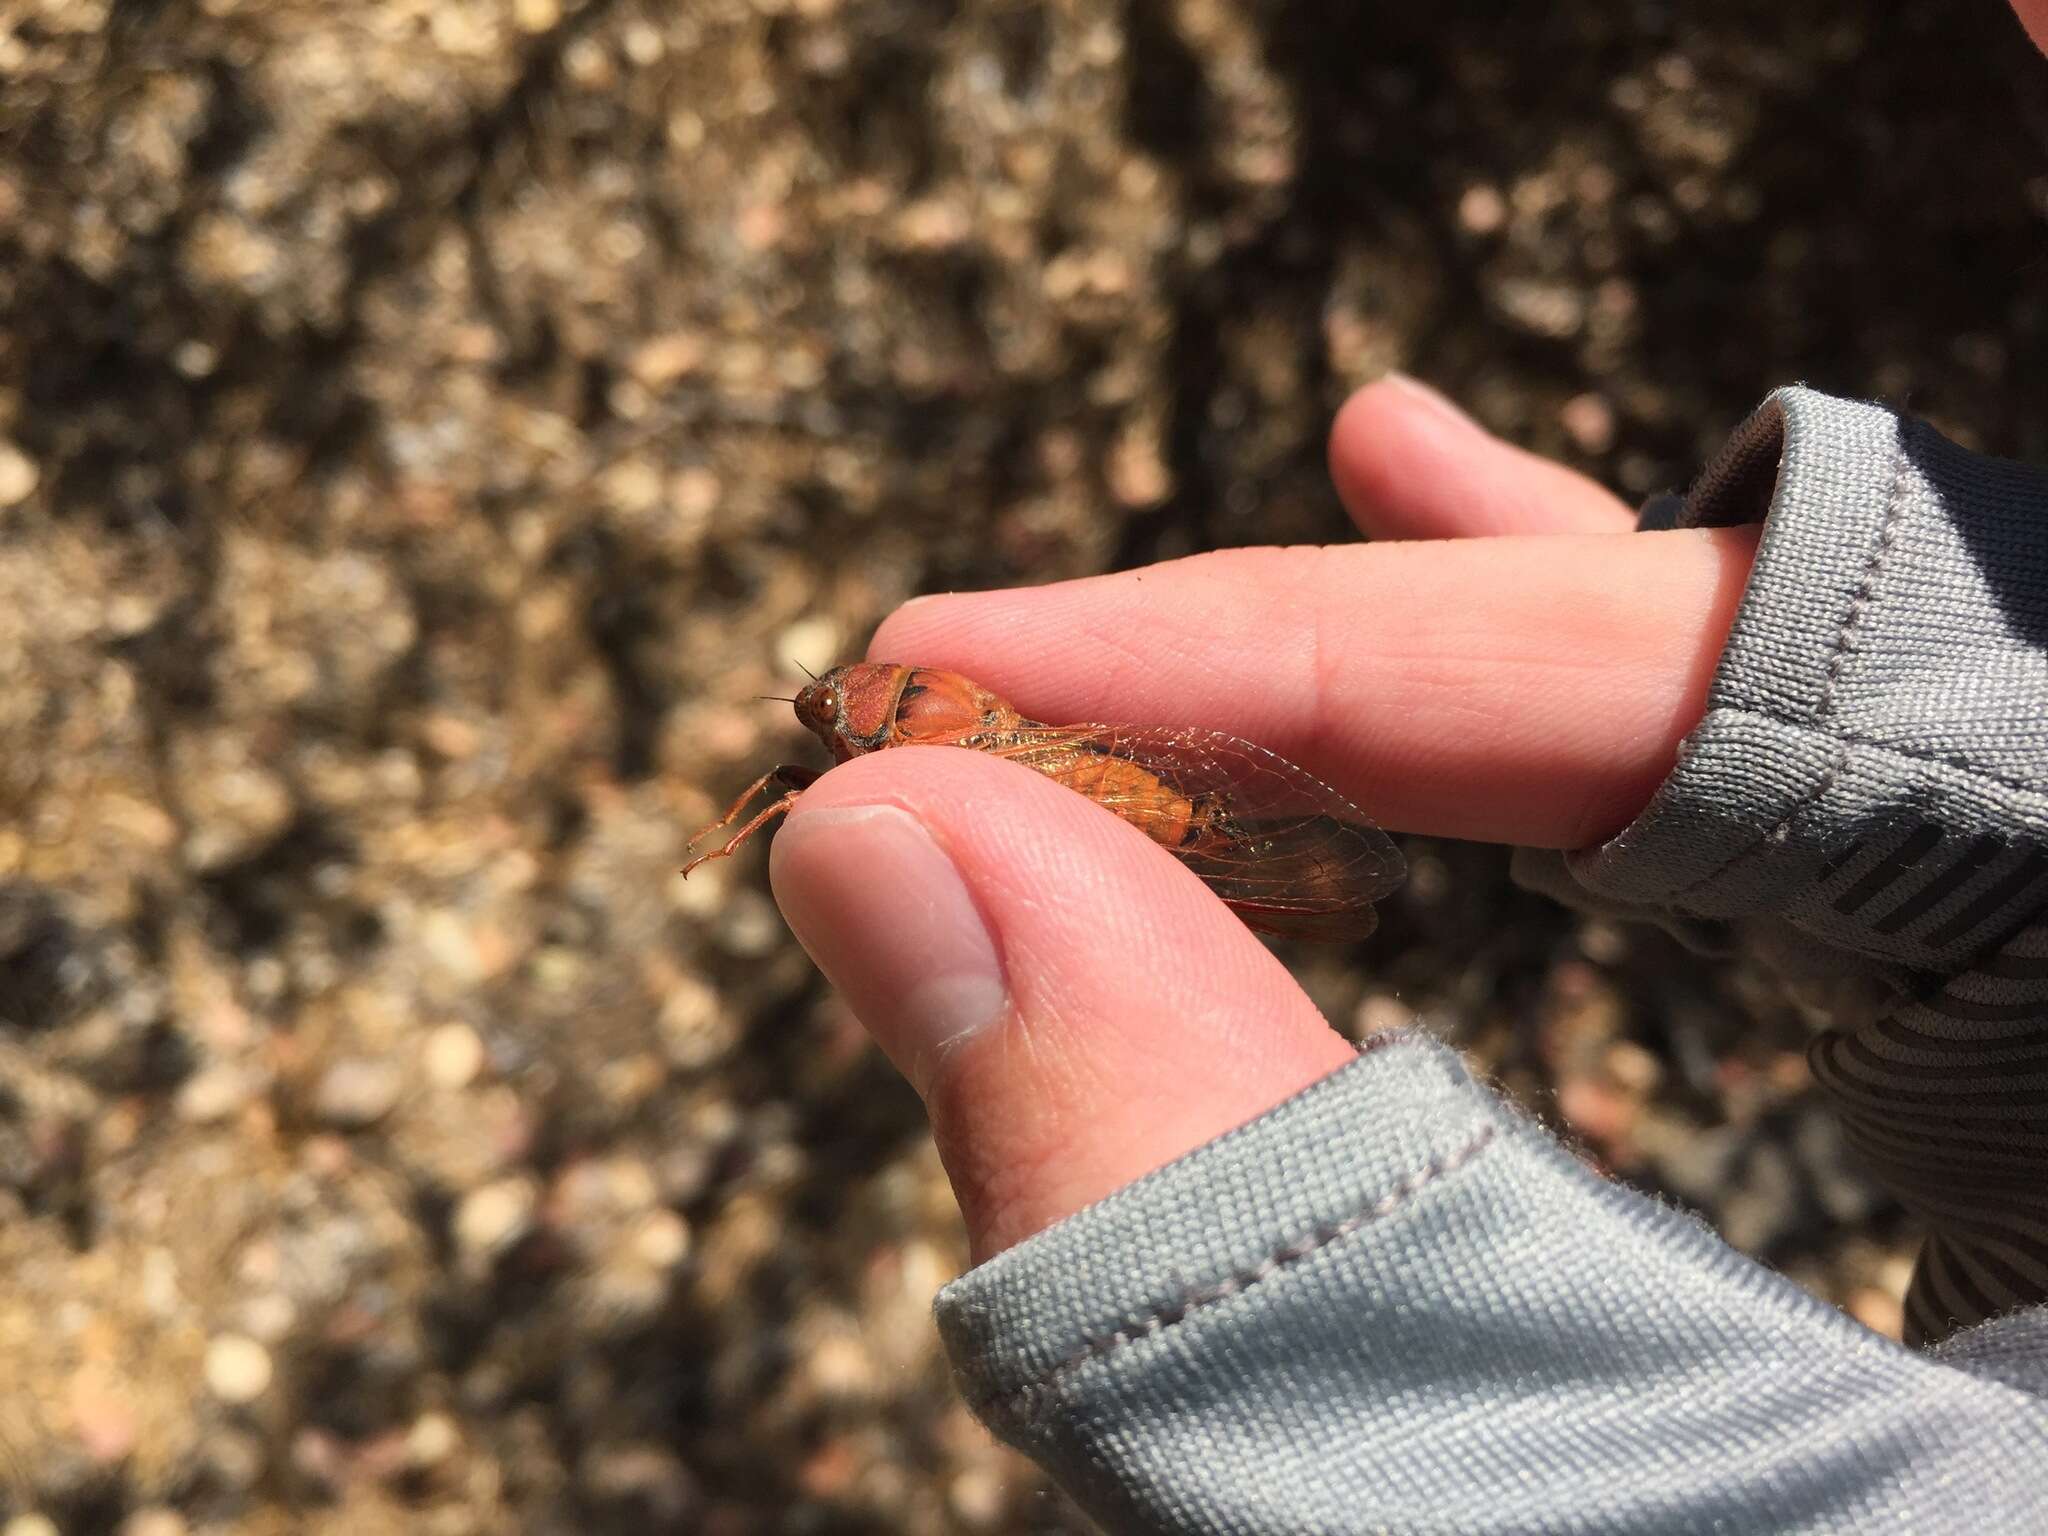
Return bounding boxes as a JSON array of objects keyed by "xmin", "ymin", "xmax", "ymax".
[{"xmin": 952, "ymin": 723, "xmax": 1405, "ymax": 943}]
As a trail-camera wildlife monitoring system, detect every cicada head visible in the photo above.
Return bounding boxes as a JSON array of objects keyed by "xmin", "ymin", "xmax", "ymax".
[{"xmin": 795, "ymin": 663, "xmax": 910, "ymax": 761}]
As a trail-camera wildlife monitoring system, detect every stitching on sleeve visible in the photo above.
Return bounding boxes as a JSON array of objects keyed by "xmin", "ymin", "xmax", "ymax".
[
  {"xmin": 969, "ymin": 1119, "xmax": 1499, "ymax": 1415},
  {"xmin": 1658, "ymin": 439, "xmax": 1914, "ymax": 904},
  {"xmin": 1816, "ymin": 439, "xmax": 1911, "ymax": 721},
  {"xmin": 1725, "ymin": 712, "xmax": 2048, "ymax": 802},
  {"xmin": 1658, "ymin": 744, "xmax": 1850, "ymax": 902}
]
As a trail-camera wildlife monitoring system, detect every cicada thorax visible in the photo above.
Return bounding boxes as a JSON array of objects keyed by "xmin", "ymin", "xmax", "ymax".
[{"xmin": 892, "ymin": 668, "xmax": 1014, "ymax": 745}]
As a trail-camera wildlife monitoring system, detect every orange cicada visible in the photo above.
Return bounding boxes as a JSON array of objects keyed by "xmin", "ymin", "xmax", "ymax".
[{"xmin": 682, "ymin": 663, "xmax": 1405, "ymax": 941}]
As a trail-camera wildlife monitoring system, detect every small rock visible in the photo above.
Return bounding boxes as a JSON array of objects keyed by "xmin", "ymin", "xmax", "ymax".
[
  {"xmin": 238, "ymin": 1292, "xmax": 296, "ymax": 1343},
  {"xmin": 775, "ymin": 616, "xmax": 841, "ymax": 679},
  {"xmin": 0, "ymin": 440, "xmax": 38, "ymax": 508},
  {"xmin": 892, "ymin": 197, "xmax": 971, "ymax": 250},
  {"xmin": 579, "ymin": 1443, "xmax": 699, "ymax": 1524},
  {"xmin": 313, "ymin": 1057, "xmax": 405, "ymax": 1128},
  {"xmin": 1107, "ymin": 433, "xmax": 1172, "ymax": 507},
  {"xmin": 173, "ymin": 729, "xmax": 294, "ymax": 872},
  {"xmin": 68, "ymin": 1372, "xmax": 138, "ymax": 1462},
  {"xmin": 455, "ymin": 1177, "xmax": 536, "ymax": 1263},
  {"xmin": 633, "ymin": 1209, "xmax": 691, "ymax": 1269},
  {"xmin": 1559, "ymin": 391, "xmax": 1617, "ymax": 455},
  {"xmin": 716, "ymin": 888, "xmax": 785, "ymax": 957},
  {"xmin": 204, "ymin": 1333, "xmax": 274, "ymax": 1404},
  {"xmin": 658, "ymin": 973, "xmax": 733, "ymax": 1071},
  {"xmin": 406, "ymin": 1411, "xmax": 460, "ymax": 1468},
  {"xmin": 177, "ymin": 1062, "xmax": 259, "ymax": 1124},
  {"xmin": 1848, "ymin": 1284, "xmax": 1904, "ymax": 1340},
  {"xmin": 291, "ymin": 1426, "xmax": 347, "ymax": 1491},
  {"xmin": 1457, "ymin": 183, "xmax": 1507, "ymax": 234},
  {"xmin": 424, "ymin": 1023, "xmax": 486, "ymax": 1090},
  {"xmin": 1604, "ymin": 1040, "xmax": 1664, "ymax": 1095},
  {"xmin": 949, "ymin": 1466, "xmax": 1008, "ymax": 1528},
  {"xmin": 420, "ymin": 910, "xmax": 484, "ymax": 985},
  {"xmin": 1353, "ymin": 993, "xmax": 1415, "ymax": 1039},
  {"xmin": 5, "ymin": 1516, "xmax": 60, "ymax": 1536},
  {"xmin": 203, "ymin": 1427, "xmax": 265, "ymax": 1491},
  {"xmin": 627, "ymin": 330, "xmax": 706, "ymax": 387}
]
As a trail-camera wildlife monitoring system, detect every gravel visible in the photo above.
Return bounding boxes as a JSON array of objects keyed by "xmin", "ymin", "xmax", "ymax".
[{"xmin": 1, "ymin": 0, "xmax": 2042, "ymax": 1529}]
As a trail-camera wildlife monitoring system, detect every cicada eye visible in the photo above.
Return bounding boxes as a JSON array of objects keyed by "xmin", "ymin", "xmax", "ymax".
[{"xmin": 819, "ymin": 689, "xmax": 838, "ymax": 718}]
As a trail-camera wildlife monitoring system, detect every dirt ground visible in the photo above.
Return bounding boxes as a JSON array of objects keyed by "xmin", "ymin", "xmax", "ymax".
[{"xmin": 0, "ymin": 0, "xmax": 2044, "ymax": 1530}]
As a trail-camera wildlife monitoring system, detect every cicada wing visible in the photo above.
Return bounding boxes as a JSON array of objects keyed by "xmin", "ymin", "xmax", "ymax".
[{"xmin": 957, "ymin": 723, "xmax": 1405, "ymax": 944}]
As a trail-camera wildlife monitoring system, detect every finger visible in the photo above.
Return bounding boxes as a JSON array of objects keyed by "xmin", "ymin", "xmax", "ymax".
[
  {"xmin": 1329, "ymin": 375, "xmax": 1637, "ymax": 539},
  {"xmin": 873, "ymin": 527, "xmax": 1757, "ymax": 849},
  {"xmin": 769, "ymin": 746, "xmax": 1356, "ymax": 1262},
  {"xmin": 2016, "ymin": 0, "xmax": 2048, "ymax": 53}
]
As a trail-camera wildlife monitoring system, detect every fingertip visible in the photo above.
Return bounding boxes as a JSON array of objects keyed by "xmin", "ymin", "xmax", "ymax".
[
  {"xmin": 1328, "ymin": 376, "xmax": 1453, "ymax": 540},
  {"xmin": 1330, "ymin": 374, "xmax": 1636, "ymax": 539}
]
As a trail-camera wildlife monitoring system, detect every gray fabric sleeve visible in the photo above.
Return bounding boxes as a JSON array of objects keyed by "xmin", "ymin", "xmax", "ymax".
[
  {"xmin": 935, "ymin": 1032, "xmax": 2048, "ymax": 1534},
  {"xmin": 1512, "ymin": 386, "xmax": 2048, "ymax": 1345}
]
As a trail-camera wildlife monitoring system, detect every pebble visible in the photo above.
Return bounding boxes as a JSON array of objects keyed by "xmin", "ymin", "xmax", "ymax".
[
  {"xmin": 204, "ymin": 1427, "xmax": 265, "ymax": 1491},
  {"xmin": 406, "ymin": 1410, "xmax": 460, "ymax": 1467},
  {"xmin": 424, "ymin": 1023, "xmax": 486, "ymax": 1090},
  {"xmin": 239, "ymin": 1292, "xmax": 297, "ymax": 1343},
  {"xmin": 775, "ymin": 616, "xmax": 841, "ymax": 679},
  {"xmin": 204, "ymin": 1333, "xmax": 274, "ymax": 1404},
  {"xmin": 1559, "ymin": 391, "xmax": 1617, "ymax": 454},
  {"xmin": 3, "ymin": 1519, "xmax": 58, "ymax": 1536},
  {"xmin": 716, "ymin": 888, "xmax": 785, "ymax": 957},
  {"xmin": 176, "ymin": 1062, "xmax": 259, "ymax": 1123},
  {"xmin": 0, "ymin": 440, "xmax": 38, "ymax": 508},
  {"xmin": 627, "ymin": 330, "xmax": 706, "ymax": 387},
  {"xmin": 1353, "ymin": 993, "xmax": 1416, "ymax": 1038},
  {"xmin": 579, "ymin": 1443, "xmax": 698, "ymax": 1522},
  {"xmin": 455, "ymin": 1177, "xmax": 537, "ymax": 1262},
  {"xmin": 634, "ymin": 1209, "xmax": 691, "ymax": 1269},
  {"xmin": 313, "ymin": 1057, "xmax": 405, "ymax": 1128},
  {"xmin": 658, "ymin": 973, "xmax": 732, "ymax": 1071},
  {"xmin": 1457, "ymin": 183, "xmax": 1507, "ymax": 234},
  {"xmin": 949, "ymin": 1466, "xmax": 1008, "ymax": 1528},
  {"xmin": 68, "ymin": 1374, "xmax": 137, "ymax": 1463},
  {"xmin": 1848, "ymin": 1285, "xmax": 1904, "ymax": 1340}
]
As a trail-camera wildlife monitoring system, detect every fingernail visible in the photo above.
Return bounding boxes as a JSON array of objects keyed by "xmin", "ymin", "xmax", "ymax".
[
  {"xmin": 769, "ymin": 804, "xmax": 1007, "ymax": 1093},
  {"xmin": 1381, "ymin": 371, "xmax": 1481, "ymax": 433}
]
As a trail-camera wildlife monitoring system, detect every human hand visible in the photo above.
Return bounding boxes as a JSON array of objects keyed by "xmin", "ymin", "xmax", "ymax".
[
  {"xmin": 2014, "ymin": 0, "xmax": 2048, "ymax": 53},
  {"xmin": 770, "ymin": 377, "xmax": 1758, "ymax": 1262}
]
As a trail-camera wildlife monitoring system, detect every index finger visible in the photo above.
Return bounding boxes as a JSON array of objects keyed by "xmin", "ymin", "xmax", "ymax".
[{"xmin": 871, "ymin": 528, "xmax": 1756, "ymax": 849}]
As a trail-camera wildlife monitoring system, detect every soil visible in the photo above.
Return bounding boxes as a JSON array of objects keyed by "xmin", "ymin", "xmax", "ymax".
[{"xmin": 0, "ymin": 0, "xmax": 2044, "ymax": 1530}]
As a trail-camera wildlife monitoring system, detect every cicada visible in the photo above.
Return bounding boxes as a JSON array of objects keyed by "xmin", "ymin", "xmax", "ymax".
[{"xmin": 683, "ymin": 663, "xmax": 1405, "ymax": 941}]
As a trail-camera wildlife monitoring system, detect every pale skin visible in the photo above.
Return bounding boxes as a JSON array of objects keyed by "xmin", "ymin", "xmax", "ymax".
[
  {"xmin": 769, "ymin": 7, "xmax": 2048, "ymax": 1266},
  {"xmin": 771, "ymin": 379, "xmax": 1753, "ymax": 1261}
]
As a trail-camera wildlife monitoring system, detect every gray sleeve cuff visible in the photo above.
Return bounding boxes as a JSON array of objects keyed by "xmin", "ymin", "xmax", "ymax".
[
  {"xmin": 934, "ymin": 1032, "xmax": 2048, "ymax": 1534},
  {"xmin": 1516, "ymin": 385, "xmax": 2048, "ymax": 981},
  {"xmin": 1512, "ymin": 385, "xmax": 2048, "ymax": 1346}
]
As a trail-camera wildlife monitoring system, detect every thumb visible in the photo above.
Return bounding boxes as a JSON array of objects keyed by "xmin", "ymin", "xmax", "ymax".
[{"xmin": 768, "ymin": 744, "xmax": 1355, "ymax": 1262}]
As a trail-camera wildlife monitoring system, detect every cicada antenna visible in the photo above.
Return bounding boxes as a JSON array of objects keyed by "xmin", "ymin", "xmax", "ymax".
[
  {"xmin": 794, "ymin": 660, "xmax": 819, "ymax": 681},
  {"xmin": 756, "ymin": 695, "xmax": 798, "ymax": 704}
]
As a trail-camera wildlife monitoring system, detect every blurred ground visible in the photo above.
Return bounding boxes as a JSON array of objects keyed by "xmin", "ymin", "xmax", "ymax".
[{"xmin": 0, "ymin": 0, "xmax": 2045, "ymax": 1530}]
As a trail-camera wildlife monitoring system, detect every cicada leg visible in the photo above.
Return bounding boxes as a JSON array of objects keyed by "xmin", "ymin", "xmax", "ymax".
[{"xmin": 680, "ymin": 764, "xmax": 820, "ymax": 877}]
